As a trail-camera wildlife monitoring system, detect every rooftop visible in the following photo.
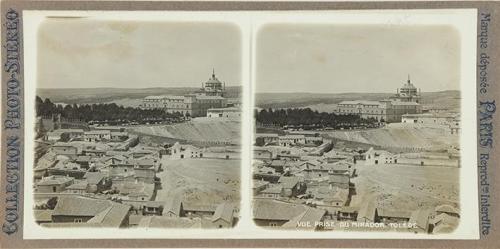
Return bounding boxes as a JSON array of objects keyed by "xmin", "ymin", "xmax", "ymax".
[
  {"xmin": 83, "ymin": 172, "xmax": 107, "ymax": 185},
  {"xmin": 278, "ymin": 176, "xmax": 300, "ymax": 189},
  {"xmin": 282, "ymin": 207, "xmax": 326, "ymax": 229},
  {"xmin": 37, "ymin": 175, "xmax": 74, "ymax": 186},
  {"xmin": 253, "ymin": 199, "xmax": 307, "ymax": 221},
  {"xmin": 164, "ymin": 196, "xmax": 183, "ymax": 216},
  {"xmin": 53, "ymin": 196, "xmax": 130, "ymax": 227},
  {"xmin": 261, "ymin": 185, "xmax": 283, "ymax": 194},
  {"xmin": 212, "ymin": 202, "xmax": 235, "ymax": 223},
  {"xmin": 66, "ymin": 181, "xmax": 89, "ymax": 190}
]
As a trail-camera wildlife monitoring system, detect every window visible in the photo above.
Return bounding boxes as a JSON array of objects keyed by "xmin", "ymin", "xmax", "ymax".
[
  {"xmin": 52, "ymin": 186, "xmax": 57, "ymax": 192},
  {"xmin": 269, "ymin": 222, "xmax": 278, "ymax": 227},
  {"xmin": 74, "ymin": 218, "xmax": 83, "ymax": 223}
]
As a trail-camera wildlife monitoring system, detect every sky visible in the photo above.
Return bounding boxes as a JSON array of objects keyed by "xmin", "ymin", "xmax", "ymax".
[
  {"xmin": 256, "ymin": 24, "xmax": 461, "ymax": 93},
  {"xmin": 37, "ymin": 19, "xmax": 242, "ymax": 89}
]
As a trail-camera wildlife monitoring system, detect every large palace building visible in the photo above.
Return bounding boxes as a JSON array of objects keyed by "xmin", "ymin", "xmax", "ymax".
[
  {"xmin": 141, "ymin": 70, "xmax": 228, "ymax": 117},
  {"xmin": 336, "ymin": 76, "xmax": 422, "ymax": 123}
]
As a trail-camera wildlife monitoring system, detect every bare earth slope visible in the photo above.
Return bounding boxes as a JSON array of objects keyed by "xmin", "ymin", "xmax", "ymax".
[
  {"xmin": 324, "ymin": 123, "xmax": 458, "ymax": 151},
  {"xmin": 130, "ymin": 118, "xmax": 241, "ymax": 144}
]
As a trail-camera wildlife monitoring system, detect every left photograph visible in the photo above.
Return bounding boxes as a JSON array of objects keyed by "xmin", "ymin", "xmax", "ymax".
[{"xmin": 31, "ymin": 18, "xmax": 242, "ymax": 229}]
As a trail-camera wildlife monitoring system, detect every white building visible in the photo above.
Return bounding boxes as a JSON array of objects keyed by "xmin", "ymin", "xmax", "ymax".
[
  {"xmin": 365, "ymin": 147, "xmax": 397, "ymax": 165},
  {"xmin": 141, "ymin": 70, "xmax": 229, "ymax": 117},
  {"xmin": 401, "ymin": 113, "xmax": 459, "ymax": 126},
  {"xmin": 336, "ymin": 76, "xmax": 422, "ymax": 122},
  {"xmin": 84, "ymin": 130, "xmax": 111, "ymax": 142},
  {"xmin": 168, "ymin": 142, "xmax": 202, "ymax": 159},
  {"xmin": 278, "ymin": 135, "xmax": 306, "ymax": 147},
  {"xmin": 45, "ymin": 129, "xmax": 84, "ymax": 141},
  {"xmin": 207, "ymin": 107, "xmax": 241, "ymax": 119}
]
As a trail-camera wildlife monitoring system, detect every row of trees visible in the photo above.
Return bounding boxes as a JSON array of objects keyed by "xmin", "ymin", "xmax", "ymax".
[
  {"xmin": 255, "ymin": 108, "xmax": 379, "ymax": 129},
  {"xmin": 35, "ymin": 96, "xmax": 183, "ymax": 122}
]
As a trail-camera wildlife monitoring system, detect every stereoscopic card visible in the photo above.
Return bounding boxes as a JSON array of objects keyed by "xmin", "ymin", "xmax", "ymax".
[{"xmin": 1, "ymin": 1, "xmax": 499, "ymax": 248}]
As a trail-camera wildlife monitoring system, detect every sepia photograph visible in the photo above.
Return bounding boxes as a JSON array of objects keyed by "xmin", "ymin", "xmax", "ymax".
[
  {"xmin": 17, "ymin": 9, "xmax": 479, "ymax": 241},
  {"xmin": 30, "ymin": 17, "xmax": 242, "ymax": 229},
  {"xmin": 252, "ymin": 23, "xmax": 468, "ymax": 234}
]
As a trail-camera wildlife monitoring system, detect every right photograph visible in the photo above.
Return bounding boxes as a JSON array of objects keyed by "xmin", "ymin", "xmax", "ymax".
[{"xmin": 252, "ymin": 23, "xmax": 462, "ymax": 233}]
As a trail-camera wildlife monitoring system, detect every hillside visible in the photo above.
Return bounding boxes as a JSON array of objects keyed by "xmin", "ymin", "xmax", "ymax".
[
  {"xmin": 129, "ymin": 118, "xmax": 241, "ymax": 145},
  {"xmin": 323, "ymin": 123, "xmax": 459, "ymax": 152}
]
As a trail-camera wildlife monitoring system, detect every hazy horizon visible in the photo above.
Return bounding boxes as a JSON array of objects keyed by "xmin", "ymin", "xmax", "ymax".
[
  {"xmin": 36, "ymin": 86, "xmax": 457, "ymax": 95},
  {"xmin": 256, "ymin": 24, "xmax": 461, "ymax": 93},
  {"xmin": 37, "ymin": 19, "xmax": 242, "ymax": 89},
  {"xmin": 37, "ymin": 85, "xmax": 242, "ymax": 90}
]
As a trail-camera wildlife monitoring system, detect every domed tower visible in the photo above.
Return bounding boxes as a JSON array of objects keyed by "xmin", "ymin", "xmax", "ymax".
[
  {"xmin": 393, "ymin": 74, "xmax": 421, "ymax": 103},
  {"xmin": 200, "ymin": 69, "xmax": 225, "ymax": 97}
]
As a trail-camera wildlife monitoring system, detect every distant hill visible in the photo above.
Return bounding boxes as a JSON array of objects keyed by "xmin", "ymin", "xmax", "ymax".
[
  {"xmin": 256, "ymin": 90, "xmax": 460, "ymax": 111},
  {"xmin": 255, "ymin": 92, "xmax": 392, "ymax": 109},
  {"xmin": 37, "ymin": 86, "xmax": 242, "ymax": 104}
]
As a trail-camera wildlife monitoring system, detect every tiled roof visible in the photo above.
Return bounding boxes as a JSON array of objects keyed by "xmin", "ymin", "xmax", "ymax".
[
  {"xmin": 37, "ymin": 175, "xmax": 74, "ymax": 186},
  {"xmin": 212, "ymin": 202, "xmax": 235, "ymax": 223},
  {"xmin": 53, "ymin": 196, "xmax": 113, "ymax": 217},
  {"xmin": 83, "ymin": 172, "xmax": 106, "ymax": 185},
  {"xmin": 261, "ymin": 185, "xmax": 283, "ymax": 194},
  {"xmin": 282, "ymin": 207, "xmax": 326, "ymax": 229},
  {"xmin": 253, "ymin": 199, "xmax": 307, "ymax": 221},
  {"xmin": 278, "ymin": 176, "xmax": 299, "ymax": 189},
  {"xmin": 66, "ymin": 181, "xmax": 89, "ymax": 190},
  {"xmin": 357, "ymin": 199, "xmax": 377, "ymax": 222},
  {"xmin": 164, "ymin": 196, "xmax": 183, "ymax": 216},
  {"xmin": 409, "ymin": 208, "xmax": 432, "ymax": 230},
  {"xmin": 87, "ymin": 202, "xmax": 131, "ymax": 227}
]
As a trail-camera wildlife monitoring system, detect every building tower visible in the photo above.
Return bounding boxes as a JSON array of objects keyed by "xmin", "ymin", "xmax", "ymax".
[
  {"xmin": 392, "ymin": 74, "xmax": 421, "ymax": 103},
  {"xmin": 200, "ymin": 68, "xmax": 225, "ymax": 97}
]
